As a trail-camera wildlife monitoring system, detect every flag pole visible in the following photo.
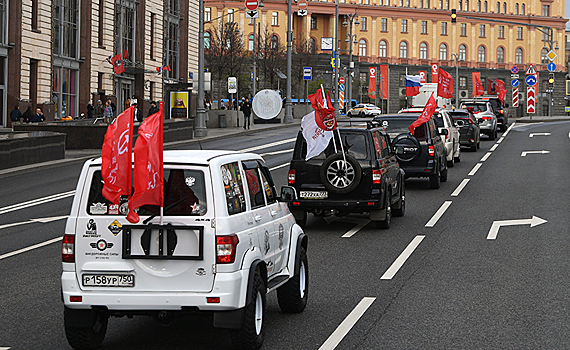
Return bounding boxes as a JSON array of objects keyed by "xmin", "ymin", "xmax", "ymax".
[{"xmin": 321, "ymin": 84, "xmax": 339, "ymax": 154}]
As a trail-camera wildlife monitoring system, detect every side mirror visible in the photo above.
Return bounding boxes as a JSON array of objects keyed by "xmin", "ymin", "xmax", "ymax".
[
  {"xmin": 280, "ymin": 186, "xmax": 298, "ymax": 202},
  {"xmin": 439, "ymin": 129, "xmax": 449, "ymax": 136}
]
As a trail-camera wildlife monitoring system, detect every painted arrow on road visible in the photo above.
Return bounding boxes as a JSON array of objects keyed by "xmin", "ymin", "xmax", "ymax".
[
  {"xmin": 487, "ymin": 216, "xmax": 547, "ymax": 240},
  {"xmin": 529, "ymin": 133, "xmax": 551, "ymax": 137},
  {"xmin": 521, "ymin": 150, "xmax": 550, "ymax": 156}
]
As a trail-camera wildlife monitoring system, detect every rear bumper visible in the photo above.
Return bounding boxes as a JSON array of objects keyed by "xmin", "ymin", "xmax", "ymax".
[
  {"xmin": 401, "ymin": 160, "xmax": 437, "ymax": 178},
  {"xmin": 289, "ymin": 197, "xmax": 383, "ymax": 212}
]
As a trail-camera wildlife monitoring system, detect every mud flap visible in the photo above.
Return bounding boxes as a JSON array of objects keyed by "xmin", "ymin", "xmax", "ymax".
[
  {"xmin": 212, "ymin": 308, "xmax": 245, "ymax": 329},
  {"xmin": 64, "ymin": 307, "xmax": 100, "ymax": 328}
]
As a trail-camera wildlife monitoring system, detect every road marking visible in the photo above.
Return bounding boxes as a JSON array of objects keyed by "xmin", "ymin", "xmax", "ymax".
[
  {"xmin": 496, "ymin": 137, "xmax": 504, "ymax": 144},
  {"xmin": 261, "ymin": 148, "xmax": 293, "ymax": 156},
  {"xmin": 502, "ymin": 122, "xmax": 515, "ymax": 136},
  {"xmin": 529, "ymin": 133, "xmax": 551, "ymax": 138},
  {"xmin": 451, "ymin": 179, "xmax": 470, "ymax": 197},
  {"xmin": 468, "ymin": 163, "xmax": 482, "ymax": 176},
  {"xmin": 490, "ymin": 144, "xmax": 499, "ymax": 151},
  {"xmin": 381, "ymin": 236, "xmax": 425, "ymax": 279},
  {"xmin": 0, "ymin": 236, "xmax": 63, "ymax": 260},
  {"xmin": 269, "ymin": 162, "xmax": 290, "ymax": 171},
  {"xmin": 521, "ymin": 150, "xmax": 550, "ymax": 157},
  {"xmin": 480, "ymin": 152, "xmax": 492, "ymax": 162},
  {"xmin": 318, "ymin": 297, "xmax": 376, "ymax": 350},
  {"xmin": 0, "ymin": 216, "xmax": 67, "ymax": 231},
  {"xmin": 0, "ymin": 190, "xmax": 75, "ymax": 215},
  {"xmin": 487, "ymin": 216, "xmax": 547, "ymax": 240},
  {"xmin": 0, "ymin": 347, "xmax": 11, "ymax": 350},
  {"xmin": 342, "ymin": 219, "xmax": 370, "ymax": 238},
  {"xmin": 240, "ymin": 138, "xmax": 296, "ymax": 152},
  {"xmin": 425, "ymin": 201, "xmax": 452, "ymax": 227}
]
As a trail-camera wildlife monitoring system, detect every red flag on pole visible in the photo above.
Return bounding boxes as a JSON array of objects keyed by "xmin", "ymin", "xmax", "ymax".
[
  {"xmin": 111, "ymin": 53, "xmax": 125, "ymax": 75},
  {"xmin": 496, "ymin": 79, "xmax": 507, "ymax": 103},
  {"xmin": 127, "ymin": 102, "xmax": 164, "ymax": 223},
  {"xmin": 472, "ymin": 72, "xmax": 484, "ymax": 97},
  {"xmin": 101, "ymin": 106, "xmax": 134, "ymax": 204},
  {"xmin": 368, "ymin": 67, "xmax": 377, "ymax": 99},
  {"xmin": 487, "ymin": 78, "xmax": 496, "ymax": 95},
  {"xmin": 437, "ymin": 68, "xmax": 454, "ymax": 98},
  {"xmin": 408, "ymin": 93, "xmax": 437, "ymax": 134},
  {"xmin": 308, "ymin": 89, "xmax": 337, "ymax": 131}
]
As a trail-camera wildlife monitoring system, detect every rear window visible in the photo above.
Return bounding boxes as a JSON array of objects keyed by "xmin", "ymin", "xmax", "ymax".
[
  {"xmin": 486, "ymin": 99, "xmax": 500, "ymax": 109},
  {"xmin": 298, "ymin": 132, "xmax": 368, "ymax": 160},
  {"xmin": 461, "ymin": 103, "xmax": 486, "ymax": 113},
  {"xmin": 376, "ymin": 119, "xmax": 428, "ymax": 142},
  {"xmin": 86, "ymin": 169, "xmax": 208, "ymax": 216},
  {"xmin": 448, "ymin": 111, "xmax": 471, "ymax": 120},
  {"xmin": 432, "ymin": 114, "xmax": 444, "ymax": 127}
]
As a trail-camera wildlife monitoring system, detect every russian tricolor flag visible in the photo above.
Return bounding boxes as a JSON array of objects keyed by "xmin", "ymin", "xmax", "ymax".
[{"xmin": 405, "ymin": 74, "xmax": 422, "ymax": 97}]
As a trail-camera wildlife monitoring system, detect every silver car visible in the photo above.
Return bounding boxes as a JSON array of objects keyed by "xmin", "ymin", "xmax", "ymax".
[
  {"xmin": 460, "ymin": 101, "xmax": 497, "ymax": 140},
  {"xmin": 435, "ymin": 110, "xmax": 461, "ymax": 167}
]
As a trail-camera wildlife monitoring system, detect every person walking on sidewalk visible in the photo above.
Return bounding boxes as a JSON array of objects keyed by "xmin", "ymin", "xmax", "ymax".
[
  {"xmin": 240, "ymin": 97, "xmax": 252, "ymax": 129},
  {"xmin": 10, "ymin": 105, "xmax": 22, "ymax": 123}
]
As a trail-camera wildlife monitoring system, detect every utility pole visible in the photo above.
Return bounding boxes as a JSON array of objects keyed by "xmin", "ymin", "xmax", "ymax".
[
  {"xmin": 195, "ymin": 0, "xmax": 207, "ymax": 137},
  {"xmin": 284, "ymin": 0, "xmax": 293, "ymax": 123},
  {"xmin": 451, "ymin": 53, "xmax": 459, "ymax": 109}
]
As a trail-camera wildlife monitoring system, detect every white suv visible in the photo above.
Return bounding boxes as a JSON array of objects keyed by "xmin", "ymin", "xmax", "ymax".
[
  {"xmin": 434, "ymin": 110, "xmax": 461, "ymax": 167},
  {"xmin": 61, "ymin": 150, "xmax": 308, "ymax": 350}
]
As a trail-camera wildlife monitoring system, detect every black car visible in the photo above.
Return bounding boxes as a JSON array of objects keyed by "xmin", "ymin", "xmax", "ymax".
[
  {"xmin": 442, "ymin": 109, "xmax": 481, "ymax": 151},
  {"xmin": 287, "ymin": 123, "xmax": 405, "ymax": 229},
  {"xmin": 373, "ymin": 114, "xmax": 448, "ymax": 189},
  {"xmin": 472, "ymin": 96, "xmax": 509, "ymax": 131}
]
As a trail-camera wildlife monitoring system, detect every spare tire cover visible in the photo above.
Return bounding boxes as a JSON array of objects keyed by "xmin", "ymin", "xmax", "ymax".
[{"xmin": 392, "ymin": 134, "xmax": 421, "ymax": 162}]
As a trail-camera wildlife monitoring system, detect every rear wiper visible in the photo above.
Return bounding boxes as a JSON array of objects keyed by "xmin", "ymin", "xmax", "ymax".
[{"xmin": 142, "ymin": 194, "xmax": 194, "ymax": 225}]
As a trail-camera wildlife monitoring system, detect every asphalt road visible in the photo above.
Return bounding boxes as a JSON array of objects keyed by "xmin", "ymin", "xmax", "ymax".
[{"xmin": 1, "ymin": 120, "xmax": 569, "ymax": 349}]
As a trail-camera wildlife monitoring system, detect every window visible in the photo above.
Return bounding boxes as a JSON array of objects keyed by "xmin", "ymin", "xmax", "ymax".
[
  {"xmin": 477, "ymin": 0, "xmax": 481, "ymax": 11},
  {"xmin": 478, "ymin": 45, "xmax": 485, "ymax": 62},
  {"xmin": 270, "ymin": 35, "xmax": 279, "ymax": 51},
  {"xmin": 542, "ymin": 32, "xmax": 548, "ymax": 42},
  {"xmin": 420, "ymin": 0, "xmax": 424, "ymax": 7},
  {"xmin": 517, "ymin": 27, "xmax": 523, "ymax": 40},
  {"xmin": 420, "ymin": 42, "xmax": 428, "ymax": 59},
  {"xmin": 441, "ymin": 22, "xmax": 448, "ymax": 35},
  {"xmin": 399, "ymin": 41, "xmax": 408, "ymax": 58},
  {"xmin": 204, "ymin": 31, "xmax": 211, "ymax": 49},
  {"xmin": 497, "ymin": 46, "xmax": 504, "ymax": 63},
  {"xmin": 421, "ymin": 21, "xmax": 427, "ymax": 34},
  {"xmin": 311, "ymin": 16, "xmax": 317, "ymax": 29},
  {"xmin": 542, "ymin": 5, "xmax": 549, "ymax": 16},
  {"xmin": 272, "ymin": 12, "xmax": 278, "ymax": 26},
  {"xmin": 222, "ymin": 163, "xmax": 246, "ymax": 215},
  {"xmin": 97, "ymin": 0, "xmax": 104, "ymax": 46},
  {"xmin": 515, "ymin": 3, "xmax": 518, "ymax": 14},
  {"xmin": 439, "ymin": 43, "xmax": 448, "ymax": 60},
  {"xmin": 484, "ymin": 1, "xmax": 488, "ymax": 11},
  {"xmin": 459, "ymin": 76, "xmax": 467, "ymax": 89},
  {"xmin": 496, "ymin": 2, "xmax": 500, "ymax": 12},
  {"xmin": 248, "ymin": 34, "xmax": 254, "ymax": 51},
  {"xmin": 150, "ymin": 13, "xmax": 155, "ymax": 59},
  {"xmin": 227, "ymin": 8, "xmax": 234, "ymax": 22},
  {"xmin": 439, "ymin": 0, "xmax": 443, "ymax": 9},
  {"xmin": 459, "ymin": 44, "xmax": 466, "ymax": 60},
  {"xmin": 521, "ymin": 3, "xmax": 525, "ymax": 14},
  {"xmin": 515, "ymin": 47, "xmax": 523, "ymax": 64},
  {"xmin": 503, "ymin": 2, "xmax": 506, "ymax": 13},
  {"xmin": 426, "ymin": 0, "xmax": 430, "ymax": 8},
  {"xmin": 164, "ymin": 0, "xmax": 181, "ymax": 80},
  {"xmin": 32, "ymin": 0, "xmax": 38, "ymax": 30},
  {"xmin": 309, "ymin": 37, "xmax": 316, "ymax": 53},
  {"xmin": 498, "ymin": 25, "xmax": 504, "ymax": 39},
  {"xmin": 381, "ymin": 18, "xmax": 388, "ymax": 32},
  {"xmin": 541, "ymin": 48, "xmax": 548, "ymax": 64},
  {"xmin": 464, "ymin": 0, "xmax": 468, "ymax": 11},
  {"xmin": 401, "ymin": 19, "xmax": 408, "ymax": 33},
  {"xmin": 460, "ymin": 23, "xmax": 467, "ymax": 36},
  {"xmin": 54, "ymin": 0, "xmax": 79, "ymax": 58},
  {"xmin": 379, "ymin": 40, "xmax": 387, "ymax": 57},
  {"xmin": 244, "ymin": 166, "xmax": 265, "ymax": 209},
  {"xmin": 446, "ymin": 0, "xmax": 449, "ymax": 9},
  {"xmin": 479, "ymin": 24, "xmax": 485, "ymax": 37},
  {"xmin": 360, "ymin": 17, "xmax": 367, "ymax": 31},
  {"xmin": 358, "ymin": 39, "xmax": 367, "ymax": 56},
  {"xmin": 205, "ymin": 7, "xmax": 211, "ymax": 22},
  {"xmin": 53, "ymin": 66, "xmax": 78, "ymax": 119}
]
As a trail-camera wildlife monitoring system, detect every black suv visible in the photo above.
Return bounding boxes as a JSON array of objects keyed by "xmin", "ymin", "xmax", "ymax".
[
  {"xmin": 373, "ymin": 114, "xmax": 448, "ymax": 189},
  {"xmin": 287, "ymin": 123, "xmax": 405, "ymax": 229},
  {"xmin": 472, "ymin": 96, "xmax": 509, "ymax": 131}
]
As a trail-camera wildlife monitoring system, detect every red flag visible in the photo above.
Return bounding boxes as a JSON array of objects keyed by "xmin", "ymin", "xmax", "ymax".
[
  {"xmin": 437, "ymin": 68, "xmax": 454, "ymax": 98},
  {"xmin": 111, "ymin": 53, "xmax": 125, "ymax": 75},
  {"xmin": 164, "ymin": 65, "xmax": 171, "ymax": 72},
  {"xmin": 123, "ymin": 49, "xmax": 128, "ymax": 60},
  {"xmin": 127, "ymin": 102, "xmax": 164, "ymax": 223},
  {"xmin": 487, "ymin": 79, "xmax": 496, "ymax": 95},
  {"xmin": 473, "ymin": 72, "xmax": 484, "ymax": 97},
  {"xmin": 496, "ymin": 79, "xmax": 507, "ymax": 103},
  {"xmin": 408, "ymin": 93, "xmax": 437, "ymax": 134},
  {"xmin": 101, "ymin": 106, "xmax": 134, "ymax": 204},
  {"xmin": 368, "ymin": 67, "xmax": 377, "ymax": 99},
  {"xmin": 308, "ymin": 89, "xmax": 337, "ymax": 131}
]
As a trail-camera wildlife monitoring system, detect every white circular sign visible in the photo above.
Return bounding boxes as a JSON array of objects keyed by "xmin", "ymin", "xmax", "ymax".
[{"xmin": 252, "ymin": 89, "xmax": 282, "ymax": 120}]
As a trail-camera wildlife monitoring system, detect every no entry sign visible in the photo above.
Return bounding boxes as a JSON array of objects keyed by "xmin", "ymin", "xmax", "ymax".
[
  {"xmin": 245, "ymin": 0, "xmax": 259, "ymax": 11},
  {"xmin": 298, "ymin": 0, "xmax": 308, "ymax": 9}
]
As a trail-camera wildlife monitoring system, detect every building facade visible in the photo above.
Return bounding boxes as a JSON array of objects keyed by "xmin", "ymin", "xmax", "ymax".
[{"xmin": 2, "ymin": 0, "xmax": 199, "ymax": 128}]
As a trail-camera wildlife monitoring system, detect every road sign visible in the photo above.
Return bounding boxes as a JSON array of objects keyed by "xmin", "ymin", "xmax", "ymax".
[
  {"xmin": 331, "ymin": 57, "xmax": 340, "ymax": 68},
  {"xmin": 298, "ymin": 0, "xmax": 308, "ymax": 9},
  {"xmin": 511, "ymin": 79, "xmax": 519, "ymax": 88},
  {"xmin": 547, "ymin": 50, "xmax": 558, "ymax": 61},
  {"xmin": 511, "ymin": 74, "xmax": 519, "ymax": 79},
  {"xmin": 297, "ymin": 9, "xmax": 307, "ymax": 16},
  {"xmin": 303, "ymin": 67, "xmax": 312, "ymax": 81},
  {"xmin": 547, "ymin": 62, "xmax": 556, "ymax": 72},
  {"xmin": 245, "ymin": 10, "xmax": 259, "ymax": 18},
  {"xmin": 228, "ymin": 77, "xmax": 237, "ymax": 94},
  {"xmin": 566, "ymin": 106, "xmax": 570, "ymax": 113},
  {"xmin": 339, "ymin": 84, "xmax": 345, "ymax": 92},
  {"xmin": 512, "ymin": 87, "xmax": 519, "ymax": 107},
  {"xmin": 525, "ymin": 75, "xmax": 537, "ymax": 86},
  {"xmin": 339, "ymin": 77, "xmax": 345, "ymax": 84},
  {"xmin": 339, "ymin": 91, "xmax": 345, "ymax": 110},
  {"xmin": 245, "ymin": 0, "xmax": 259, "ymax": 11},
  {"xmin": 527, "ymin": 85, "xmax": 536, "ymax": 114},
  {"xmin": 525, "ymin": 64, "xmax": 537, "ymax": 75},
  {"xmin": 251, "ymin": 72, "xmax": 254, "ymax": 81},
  {"xmin": 511, "ymin": 66, "xmax": 519, "ymax": 74}
]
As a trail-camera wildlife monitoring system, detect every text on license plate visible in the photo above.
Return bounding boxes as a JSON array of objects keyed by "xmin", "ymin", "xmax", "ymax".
[
  {"xmin": 83, "ymin": 274, "xmax": 134, "ymax": 287},
  {"xmin": 300, "ymin": 191, "xmax": 328, "ymax": 199}
]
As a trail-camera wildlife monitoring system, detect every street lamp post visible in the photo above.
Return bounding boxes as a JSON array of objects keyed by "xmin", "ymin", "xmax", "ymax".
[
  {"xmin": 333, "ymin": 0, "xmax": 339, "ymax": 116},
  {"xmin": 284, "ymin": 0, "xmax": 293, "ymax": 123},
  {"xmin": 451, "ymin": 53, "xmax": 460, "ymax": 109},
  {"xmin": 195, "ymin": 0, "xmax": 207, "ymax": 137},
  {"xmin": 343, "ymin": 13, "xmax": 359, "ymax": 112}
]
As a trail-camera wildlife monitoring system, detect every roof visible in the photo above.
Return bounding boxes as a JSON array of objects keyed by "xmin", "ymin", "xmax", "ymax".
[{"xmin": 88, "ymin": 150, "xmax": 249, "ymax": 166}]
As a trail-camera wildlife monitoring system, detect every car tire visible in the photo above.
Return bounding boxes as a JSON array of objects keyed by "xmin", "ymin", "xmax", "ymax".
[
  {"xmin": 291, "ymin": 209, "xmax": 307, "ymax": 229},
  {"xmin": 477, "ymin": 137, "xmax": 481, "ymax": 149},
  {"xmin": 454, "ymin": 146, "xmax": 461, "ymax": 163},
  {"xmin": 347, "ymin": 112, "xmax": 352, "ymax": 118},
  {"xmin": 64, "ymin": 309, "xmax": 108, "ymax": 350},
  {"xmin": 429, "ymin": 166, "xmax": 441, "ymax": 189},
  {"xmin": 489, "ymin": 129, "xmax": 496, "ymax": 140},
  {"xmin": 277, "ymin": 247, "xmax": 308, "ymax": 313},
  {"xmin": 447, "ymin": 149, "xmax": 455, "ymax": 168},
  {"xmin": 231, "ymin": 271, "xmax": 265, "ymax": 350},
  {"xmin": 440, "ymin": 166, "xmax": 448, "ymax": 182},
  {"xmin": 320, "ymin": 153, "xmax": 362, "ymax": 194},
  {"xmin": 392, "ymin": 181, "xmax": 405, "ymax": 217},
  {"xmin": 375, "ymin": 192, "xmax": 391, "ymax": 229},
  {"xmin": 470, "ymin": 142, "xmax": 477, "ymax": 152}
]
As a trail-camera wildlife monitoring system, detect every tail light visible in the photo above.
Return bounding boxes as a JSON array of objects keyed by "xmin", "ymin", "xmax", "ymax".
[
  {"xmin": 217, "ymin": 235, "xmax": 239, "ymax": 264},
  {"xmin": 288, "ymin": 169, "xmax": 295, "ymax": 184},
  {"xmin": 428, "ymin": 146, "xmax": 435, "ymax": 156},
  {"xmin": 62, "ymin": 234, "xmax": 75, "ymax": 263},
  {"xmin": 372, "ymin": 170, "xmax": 382, "ymax": 184},
  {"xmin": 499, "ymin": 109, "xmax": 504, "ymax": 114},
  {"xmin": 482, "ymin": 116, "xmax": 492, "ymax": 121}
]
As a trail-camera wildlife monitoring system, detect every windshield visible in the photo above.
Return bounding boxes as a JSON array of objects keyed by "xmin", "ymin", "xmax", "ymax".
[
  {"xmin": 461, "ymin": 103, "xmax": 487, "ymax": 113},
  {"xmin": 298, "ymin": 132, "xmax": 368, "ymax": 160}
]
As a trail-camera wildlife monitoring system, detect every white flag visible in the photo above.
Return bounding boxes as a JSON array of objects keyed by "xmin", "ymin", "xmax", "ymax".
[{"xmin": 301, "ymin": 111, "xmax": 332, "ymax": 161}]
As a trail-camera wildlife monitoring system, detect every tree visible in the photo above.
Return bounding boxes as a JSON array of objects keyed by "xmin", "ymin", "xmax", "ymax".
[
  {"xmin": 256, "ymin": 27, "xmax": 286, "ymax": 92},
  {"xmin": 292, "ymin": 38, "xmax": 318, "ymax": 103}
]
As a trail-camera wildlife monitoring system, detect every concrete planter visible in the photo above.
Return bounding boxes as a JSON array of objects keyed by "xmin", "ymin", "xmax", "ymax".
[{"xmin": 0, "ymin": 131, "xmax": 66, "ymax": 170}]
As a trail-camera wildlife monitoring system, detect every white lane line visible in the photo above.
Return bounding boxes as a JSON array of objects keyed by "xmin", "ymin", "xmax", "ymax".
[
  {"xmin": 380, "ymin": 236, "xmax": 425, "ymax": 280},
  {"xmin": 318, "ymin": 297, "xmax": 376, "ymax": 350},
  {"xmin": 468, "ymin": 163, "xmax": 482, "ymax": 176},
  {"xmin": 0, "ymin": 237, "xmax": 62, "ymax": 260},
  {"xmin": 425, "ymin": 201, "xmax": 452, "ymax": 227},
  {"xmin": 0, "ymin": 347, "xmax": 11, "ymax": 350},
  {"xmin": 342, "ymin": 219, "xmax": 370, "ymax": 238},
  {"xmin": 0, "ymin": 216, "xmax": 68, "ymax": 231},
  {"xmin": 269, "ymin": 162, "xmax": 290, "ymax": 171},
  {"xmin": 503, "ymin": 122, "xmax": 516, "ymax": 136},
  {"xmin": 490, "ymin": 144, "xmax": 499, "ymax": 151},
  {"xmin": 240, "ymin": 138, "xmax": 296, "ymax": 153},
  {"xmin": 497, "ymin": 137, "xmax": 504, "ymax": 144},
  {"xmin": 0, "ymin": 190, "xmax": 75, "ymax": 215},
  {"xmin": 480, "ymin": 152, "xmax": 492, "ymax": 162},
  {"xmin": 451, "ymin": 179, "xmax": 470, "ymax": 197},
  {"xmin": 261, "ymin": 148, "xmax": 293, "ymax": 156}
]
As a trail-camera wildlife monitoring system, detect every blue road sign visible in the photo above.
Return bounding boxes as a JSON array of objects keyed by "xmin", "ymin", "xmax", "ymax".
[
  {"xmin": 547, "ymin": 62, "xmax": 556, "ymax": 72},
  {"xmin": 303, "ymin": 67, "xmax": 312, "ymax": 80},
  {"xmin": 251, "ymin": 72, "xmax": 254, "ymax": 81},
  {"xmin": 525, "ymin": 75, "xmax": 537, "ymax": 86},
  {"xmin": 511, "ymin": 66, "xmax": 519, "ymax": 74},
  {"xmin": 511, "ymin": 79, "xmax": 519, "ymax": 88},
  {"xmin": 339, "ymin": 84, "xmax": 345, "ymax": 92}
]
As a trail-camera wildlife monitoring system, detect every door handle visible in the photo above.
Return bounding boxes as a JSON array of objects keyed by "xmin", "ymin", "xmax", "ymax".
[
  {"xmin": 270, "ymin": 210, "xmax": 278, "ymax": 217},
  {"xmin": 254, "ymin": 215, "xmax": 262, "ymax": 222}
]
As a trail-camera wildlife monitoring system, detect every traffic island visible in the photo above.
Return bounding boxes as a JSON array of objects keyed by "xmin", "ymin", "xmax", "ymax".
[{"xmin": 0, "ymin": 131, "xmax": 65, "ymax": 170}]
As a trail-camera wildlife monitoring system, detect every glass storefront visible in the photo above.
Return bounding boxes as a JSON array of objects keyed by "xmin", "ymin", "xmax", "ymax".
[{"xmin": 53, "ymin": 66, "xmax": 78, "ymax": 119}]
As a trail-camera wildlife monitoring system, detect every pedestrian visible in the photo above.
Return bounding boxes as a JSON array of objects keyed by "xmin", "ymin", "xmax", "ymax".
[
  {"xmin": 147, "ymin": 101, "xmax": 159, "ymax": 119},
  {"xmin": 31, "ymin": 108, "xmax": 46, "ymax": 122},
  {"xmin": 221, "ymin": 100, "xmax": 226, "ymax": 110},
  {"xmin": 240, "ymin": 97, "xmax": 252, "ymax": 130},
  {"xmin": 132, "ymin": 102, "xmax": 143, "ymax": 122},
  {"xmin": 124, "ymin": 97, "xmax": 131, "ymax": 111},
  {"xmin": 233, "ymin": 98, "xmax": 238, "ymax": 111},
  {"xmin": 108, "ymin": 98, "xmax": 116, "ymax": 115},
  {"xmin": 104, "ymin": 100, "xmax": 114, "ymax": 123},
  {"xmin": 205, "ymin": 95, "xmax": 212, "ymax": 110},
  {"xmin": 22, "ymin": 106, "xmax": 33, "ymax": 123},
  {"xmin": 94, "ymin": 100, "xmax": 104, "ymax": 119},
  {"xmin": 10, "ymin": 105, "xmax": 22, "ymax": 123},
  {"xmin": 87, "ymin": 101, "xmax": 94, "ymax": 118}
]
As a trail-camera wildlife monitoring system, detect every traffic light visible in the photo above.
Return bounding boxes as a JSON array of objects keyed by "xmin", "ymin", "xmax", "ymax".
[
  {"xmin": 548, "ymin": 73, "xmax": 555, "ymax": 86},
  {"xmin": 451, "ymin": 9, "xmax": 457, "ymax": 23}
]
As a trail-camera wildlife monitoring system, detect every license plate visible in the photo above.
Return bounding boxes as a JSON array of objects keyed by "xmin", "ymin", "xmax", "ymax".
[
  {"xmin": 82, "ymin": 274, "xmax": 134, "ymax": 287},
  {"xmin": 300, "ymin": 191, "xmax": 328, "ymax": 199}
]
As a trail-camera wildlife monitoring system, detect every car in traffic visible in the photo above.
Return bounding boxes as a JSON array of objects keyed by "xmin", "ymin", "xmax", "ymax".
[
  {"xmin": 373, "ymin": 114, "xmax": 448, "ymax": 189},
  {"xmin": 346, "ymin": 103, "xmax": 382, "ymax": 117},
  {"xmin": 459, "ymin": 100, "xmax": 497, "ymax": 140},
  {"xmin": 441, "ymin": 109, "xmax": 481, "ymax": 151},
  {"xmin": 61, "ymin": 150, "xmax": 308, "ymax": 350},
  {"xmin": 473, "ymin": 96, "xmax": 509, "ymax": 131},
  {"xmin": 287, "ymin": 123, "xmax": 406, "ymax": 229}
]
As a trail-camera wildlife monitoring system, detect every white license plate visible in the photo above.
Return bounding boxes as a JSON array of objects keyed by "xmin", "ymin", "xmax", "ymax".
[
  {"xmin": 82, "ymin": 274, "xmax": 134, "ymax": 287},
  {"xmin": 300, "ymin": 191, "xmax": 328, "ymax": 199}
]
